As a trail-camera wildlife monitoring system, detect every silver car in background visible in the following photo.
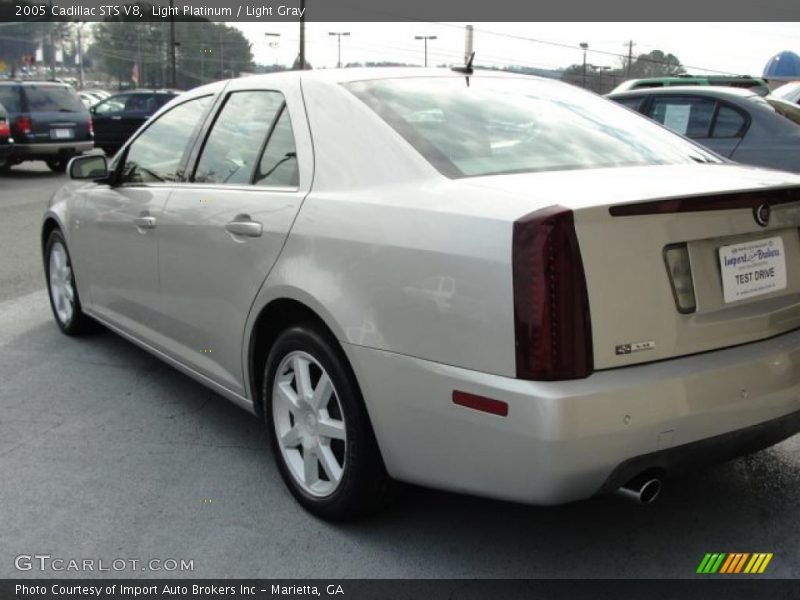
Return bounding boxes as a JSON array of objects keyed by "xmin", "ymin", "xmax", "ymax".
[
  {"xmin": 43, "ymin": 70, "xmax": 800, "ymax": 519},
  {"xmin": 608, "ymin": 86, "xmax": 800, "ymax": 173}
]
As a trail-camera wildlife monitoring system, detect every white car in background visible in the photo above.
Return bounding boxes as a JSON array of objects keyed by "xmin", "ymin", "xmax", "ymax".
[{"xmin": 42, "ymin": 69, "xmax": 800, "ymax": 519}]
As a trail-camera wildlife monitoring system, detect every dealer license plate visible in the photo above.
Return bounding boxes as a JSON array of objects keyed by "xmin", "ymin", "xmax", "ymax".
[
  {"xmin": 50, "ymin": 128, "xmax": 74, "ymax": 140},
  {"xmin": 719, "ymin": 236, "xmax": 787, "ymax": 304}
]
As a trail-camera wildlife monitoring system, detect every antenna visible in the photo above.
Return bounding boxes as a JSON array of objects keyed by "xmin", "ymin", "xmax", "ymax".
[{"xmin": 452, "ymin": 51, "xmax": 475, "ymax": 75}]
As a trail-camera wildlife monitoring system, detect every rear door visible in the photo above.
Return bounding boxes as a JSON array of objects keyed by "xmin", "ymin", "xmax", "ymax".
[{"xmin": 156, "ymin": 80, "xmax": 311, "ymax": 394}]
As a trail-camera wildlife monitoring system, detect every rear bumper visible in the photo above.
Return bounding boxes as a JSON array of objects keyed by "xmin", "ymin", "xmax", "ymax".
[
  {"xmin": 11, "ymin": 141, "xmax": 93, "ymax": 160},
  {"xmin": 344, "ymin": 328, "xmax": 800, "ymax": 505}
]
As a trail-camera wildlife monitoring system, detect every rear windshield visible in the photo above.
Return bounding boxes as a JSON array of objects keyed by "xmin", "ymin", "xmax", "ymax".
[
  {"xmin": 0, "ymin": 86, "xmax": 21, "ymax": 113},
  {"xmin": 345, "ymin": 77, "xmax": 720, "ymax": 178},
  {"xmin": 23, "ymin": 85, "xmax": 84, "ymax": 113}
]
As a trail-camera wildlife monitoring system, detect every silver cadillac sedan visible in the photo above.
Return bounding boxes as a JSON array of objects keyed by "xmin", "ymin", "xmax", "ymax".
[{"xmin": 42, "ymin": 69, "xmax": 800, "ymax": 519}]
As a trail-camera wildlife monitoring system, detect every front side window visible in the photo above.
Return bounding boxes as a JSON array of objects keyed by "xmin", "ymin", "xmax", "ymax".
[
  {"xmin": 346, "ymin": 77, "xmax": 719, "ymax": 178},
  {"xmin": 121, "ymin": 95, "xmax": 212, "ymax": 184},
  {"xmin": 649, "ymin": 96, "xmax": 716, "ymax": 138},
  {"xmin": 194, "ymin": 91, "xmax": 284, "ymax": 185}
]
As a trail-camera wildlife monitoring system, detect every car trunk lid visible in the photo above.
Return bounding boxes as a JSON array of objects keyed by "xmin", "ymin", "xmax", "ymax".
[{"xmin": 464, "ymin": 164, "xmax": 800, "ymax": 372}]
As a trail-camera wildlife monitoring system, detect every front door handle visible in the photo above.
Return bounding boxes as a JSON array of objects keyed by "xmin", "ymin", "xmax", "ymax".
[
  {"xmin": 225, "ymin": 215, "xmax": 262, "ymax": 238},
  {"xmin": 133, "ymin": 216, "xmax": 156, "ymax": 230}
]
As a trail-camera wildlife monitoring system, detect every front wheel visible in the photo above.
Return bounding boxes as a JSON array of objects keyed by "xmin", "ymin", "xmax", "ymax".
[
  {"xmin": 45, "ymin": 230, "xmax": 91, "ymax": 335},
  {"xmin": 264, "ymin": 324, "xmax": 392, "ymax": 520}
]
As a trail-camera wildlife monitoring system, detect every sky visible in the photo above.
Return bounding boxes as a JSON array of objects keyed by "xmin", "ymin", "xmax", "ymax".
[{"xmin": 235, "ymin": 22, "xmax": 800, "ymax": 76}]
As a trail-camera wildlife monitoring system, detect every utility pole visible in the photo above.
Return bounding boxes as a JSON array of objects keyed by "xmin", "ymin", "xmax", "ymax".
[
  {"xmin": 328, "ymin": 31, "xmax": 350, "ymax": 68},
  {"xmin": 414, "ymin": 35, "xmax": 437, "ymax": 68},
  {"xmin": 464, "ymin": 25, "xmax": 474, "ymax": 65},
  {"xmin": 298, "ymin": 0, "xmax": 306, "ymax": 69},
  {"xmin": 580, "ymin": 42, "xmax": 588, "ymax": 89},
  {"xmin": 626, "ymin": 40, "xmax": 635, "ymax": 77},
  {"xmin": 219, "ymin": 26, "xmax": 224, "ymax": 78},
  {"xmin": 76, "ymin": 24, "xmax": 84, "ymax": 89},
  {"xmin": 169, "ymin": 0, "xmax": 177, "ymax": 87}
]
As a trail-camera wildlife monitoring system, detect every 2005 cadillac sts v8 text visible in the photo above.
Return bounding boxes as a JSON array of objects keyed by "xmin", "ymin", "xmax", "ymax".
[{"xmin": 42, "ymin": 69, "xmax": 800, "ymax": 519}]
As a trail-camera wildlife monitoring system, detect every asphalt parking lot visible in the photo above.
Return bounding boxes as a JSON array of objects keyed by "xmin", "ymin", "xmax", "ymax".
[{"xmin": 0, "ymin": 162, "xmax": 799, "ymax": 579}]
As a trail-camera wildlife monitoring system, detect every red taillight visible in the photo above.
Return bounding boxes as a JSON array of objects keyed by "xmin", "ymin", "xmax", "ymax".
[
  {"xmin": 14, "ymin": 115, "xmax": 32, "ymax": 136},
  {"xmin": 512, "ymin": 205, "xmax": 593, "ymax": 381},
  {"xmin": 88, "ymin": 118, "xmax": 94, "ymax": 136},
  {"xmin": 0, "ymin": 120, "xmax": 9, "ymax": 138}
]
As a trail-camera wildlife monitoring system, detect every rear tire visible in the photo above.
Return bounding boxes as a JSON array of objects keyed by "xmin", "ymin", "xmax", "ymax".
[
  {"xmin": 46, "ymin": 158, "xmax": 68, "ymax": 172},
  {"xmin": 45, "ymin": 229, "xmax": 92, "ymax": 336},
  {"xmin": 263, "ymin": 324, "xmax": 392, "ymax": 521}
]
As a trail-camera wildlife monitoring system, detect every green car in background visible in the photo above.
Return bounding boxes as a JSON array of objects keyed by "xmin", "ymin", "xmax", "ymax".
[{"xmin": 611, "ymin": 75, "xmax": 770, "ymax": 96}]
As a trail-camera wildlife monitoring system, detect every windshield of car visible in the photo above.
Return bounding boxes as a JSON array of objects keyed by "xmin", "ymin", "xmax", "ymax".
[
  {"xmin": 23, "ymin": 85, "xmax": 84, "ymax": 113},
  {"xmin": 345, "ymin": 77, "xmax": 720, "ymax": 178},
  {"xmin": 0, "ymin": 86, "xmax": 21, "ymax": 113}
]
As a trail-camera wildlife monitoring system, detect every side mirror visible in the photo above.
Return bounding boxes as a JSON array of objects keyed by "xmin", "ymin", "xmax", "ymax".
[
  {"xmin": 69, "ymin": 154, "xmax": 108, "ymax": 180},
  {"xmin": 90, "ymin": 106, "xmax": 97, "ymax": 115}
]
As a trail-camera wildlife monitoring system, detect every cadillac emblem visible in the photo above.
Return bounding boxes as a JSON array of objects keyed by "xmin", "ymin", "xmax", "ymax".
[{"xmin": 754, "ymin": 204, "xmax": 771, "ymax": 227}]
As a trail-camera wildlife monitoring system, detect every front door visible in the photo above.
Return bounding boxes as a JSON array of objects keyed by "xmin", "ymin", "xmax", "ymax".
[{"xmin": 75, "ymin": 94, "xmax": 215, "ymax": 337}]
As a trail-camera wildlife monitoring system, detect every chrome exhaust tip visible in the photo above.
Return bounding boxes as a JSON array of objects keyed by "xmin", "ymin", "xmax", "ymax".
[{"xmin": 616, "ymin": 475, "xmax": 662, "ymax": 505}]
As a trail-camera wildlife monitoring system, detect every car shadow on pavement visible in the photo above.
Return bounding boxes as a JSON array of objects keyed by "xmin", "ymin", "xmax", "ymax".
[{"xmin": 5, "ymin": 322, "xmax": 799, "ymax": 579}]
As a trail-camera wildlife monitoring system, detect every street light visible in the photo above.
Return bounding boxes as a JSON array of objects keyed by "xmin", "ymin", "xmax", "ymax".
[
  {"xmin": 414, "ymin": 35, "xmax": 437, "ymax": 68},
  {"xmin": 328, "ymin": 31, "xmax": 350, "ymax": 68},
  {"xmin": 579, "ymin": 42, "xmax": 589, "ymax": 89},
  {"xmin": 265, "ymin": 32, "xmax": 281, "ymax": 69}
]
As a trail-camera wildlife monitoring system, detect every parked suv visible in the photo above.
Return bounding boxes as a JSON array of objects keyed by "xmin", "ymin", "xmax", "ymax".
[{"xmin": 0, "ymin": 81, "xmax": 93, "ymax": 172}]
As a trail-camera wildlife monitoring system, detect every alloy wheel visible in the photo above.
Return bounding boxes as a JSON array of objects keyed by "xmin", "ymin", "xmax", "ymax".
[
  {"xmin": 49, "ymin": 241, "xmax": 75, "ymax": 326},
  {"xmin": 272, "ymin": 350, "xmax": 348, "ymax": 497}
]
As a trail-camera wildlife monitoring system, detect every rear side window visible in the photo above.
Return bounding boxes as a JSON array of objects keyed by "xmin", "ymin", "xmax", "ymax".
[
  {"xmin": 649, "ymin": 97, "xmax": 715, "ymax": 138},
  {"xmin": 193, "ymin": 91, "xmax": 285, "ymax": 185},
  {"xmin": 712, "ymin": 105, "xmax": 747, "ymax": 138},
  {"xmin": 254, "ymin": 107, "xmax": 298, "ymax": 187},
  {"xmin": 23, "ymin": 86, "xmax": 84, "ymax": 112},
  {"xmin": 0, "ymin": 86, "xmax": 22, "ymax": 112}
]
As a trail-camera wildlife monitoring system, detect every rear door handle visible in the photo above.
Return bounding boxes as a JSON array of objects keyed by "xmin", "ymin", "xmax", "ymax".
[
  {"xmin": 133, "ymin": 216, "xmax": 156, "ymax": 230},
  {"xmin": 225, "ymin": 215, "xmax": 262, "ymax": 238}
]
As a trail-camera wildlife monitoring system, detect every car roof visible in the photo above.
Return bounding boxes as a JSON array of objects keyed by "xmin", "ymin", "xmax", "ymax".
[{"xmin": 608, "ymin": 85, "xmax": 758, "ymax": 99}]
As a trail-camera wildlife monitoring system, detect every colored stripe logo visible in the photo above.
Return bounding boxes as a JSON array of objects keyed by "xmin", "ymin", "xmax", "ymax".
[{"xmin": 696, "ymin": 553, "xmax": 773, "ymax": 574}]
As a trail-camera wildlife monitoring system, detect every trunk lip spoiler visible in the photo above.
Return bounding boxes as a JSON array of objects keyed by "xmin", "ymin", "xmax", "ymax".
[{"xmin": 609, "ymin": 185, "xmax": 800, "ymax": 217}]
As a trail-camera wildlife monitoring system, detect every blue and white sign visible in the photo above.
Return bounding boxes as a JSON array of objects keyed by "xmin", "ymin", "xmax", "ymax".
[{"xmin": 719, "ymin": 236, "xmax": 787, "ymax": 303}]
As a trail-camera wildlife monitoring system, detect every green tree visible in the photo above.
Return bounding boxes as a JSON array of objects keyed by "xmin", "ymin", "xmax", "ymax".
[
  {"xmin": 627, "ymin": 50, "xmax": 685, "ymax": 78},
  {"xmin": 89, "ymin": 7, "xmax": 253, "ymax": 89}
]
